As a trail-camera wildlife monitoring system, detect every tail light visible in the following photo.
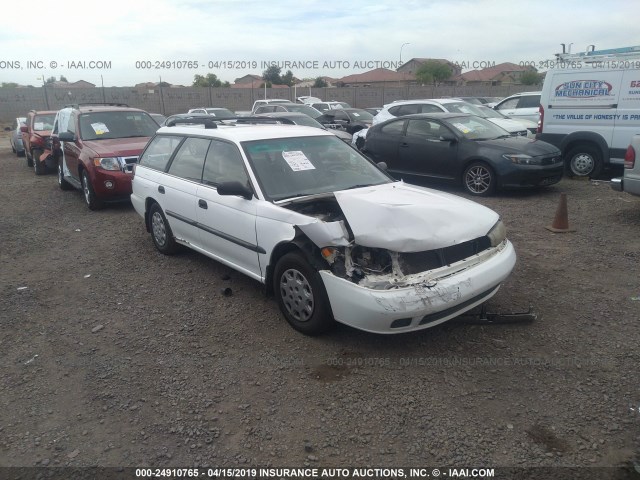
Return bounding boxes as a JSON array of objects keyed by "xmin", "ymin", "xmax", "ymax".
[
  {"xmin": 537, "ymin": 104, "xmax": 544, "ymax": 134},
  {"xmin": 624, "ymin": 145, "xmax": 636, "ymax": 169}
]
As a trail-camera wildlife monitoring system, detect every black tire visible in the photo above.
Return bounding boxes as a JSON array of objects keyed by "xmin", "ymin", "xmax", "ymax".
[
  {"xmin": 565, "ymin": 145, "xmax": 603, "ymax": 178},
  {"xmin": 273, "ymin": 252, "xmax": 334, "ymax": 335},
  {"xmin": 32, "ymin": 149, "xmax": 45, "ymax": 175},
  {"xmin": 26, "ymin": 150, "xmax": 33, "ymax": 168},
  {"xmin": 81, "ymin": 170, "xmax": 103, "ymax": 210},
  {"xmin": 463, "ymin": 162, "xmax": 496, "ymax": 196},
  {"xmin": 148, "ymin": 203, "xmax": 179, "ymax": 255},
  {"xmin": 57, "ymin": 160, "xmax": 73, "ymax": 191}
]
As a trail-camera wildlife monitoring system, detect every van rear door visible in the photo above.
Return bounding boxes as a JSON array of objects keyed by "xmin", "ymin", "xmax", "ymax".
[{"xmin": 612, "ymin": 69, "xmax": 640, "ymax": 163}]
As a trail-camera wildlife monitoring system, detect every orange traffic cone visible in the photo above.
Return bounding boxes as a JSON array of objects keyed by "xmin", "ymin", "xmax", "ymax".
[{"xmin": 545, "ymin": 193, "xmax": 575, "ymax": 233}]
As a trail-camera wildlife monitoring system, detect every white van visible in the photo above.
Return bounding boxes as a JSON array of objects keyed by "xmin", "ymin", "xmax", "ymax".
[{"xmin": 536, "ymin": 46, "xmax": 640, "ymax": 177}]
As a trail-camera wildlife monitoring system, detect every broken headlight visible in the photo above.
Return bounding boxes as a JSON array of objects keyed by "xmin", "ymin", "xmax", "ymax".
[
  {"xmin": 350, "ymin": 246, "xmax": 393, "ymax": 276},
  {"xmin": 487, "ymin": 220, "xmax": 507, "ymax": 247}
]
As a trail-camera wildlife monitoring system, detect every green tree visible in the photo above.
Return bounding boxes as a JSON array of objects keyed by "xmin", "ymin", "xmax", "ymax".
[
  {"xmin": 192, "ymin": 73, "xmax": 225, "ymax": 87},
  {"xmin": 59, "ymin": 75, "xmax": 68, "ymax": 82},
  {"xmin": 281, "ymin": 70, "xmax": 294, "ymax": 86},
  {"xmin": 313, "ymin": 77, "xmax": 328, "ymax": 88},
  {"xmin": 45, "ymin": 76, "xmax": 57, "ymax": 84},
  {"xmin": 262, "ymin": 65, "xmax": 282, "ymax": 85},
  {"xmin": 0, "ymin": 82, "xmax": 19, "ymax": 88},
  {"xmin": 415, "ymin": 60, "xmax": 453, "ymax": 85},
  {"xmin": 520, "ymin": 70, "xmax": 542, "ymax": 85}
]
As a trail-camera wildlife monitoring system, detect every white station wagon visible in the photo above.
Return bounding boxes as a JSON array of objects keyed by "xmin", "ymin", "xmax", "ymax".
[{"xmin": 131, "ymin": 117, "xmax": 516, "ymax": 335}]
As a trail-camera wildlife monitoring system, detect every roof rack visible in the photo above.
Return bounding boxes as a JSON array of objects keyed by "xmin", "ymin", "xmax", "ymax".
[
  {"xmin": 63, "ymin": 103, "xmax": 130, "ymax": 109},
  {"xmin": 164, "ymin": 115, "xmax": 288, "ymax": 129},
  {"xmin": 555, "ymin": 45, "xmax": 640, "ymax": 62}
]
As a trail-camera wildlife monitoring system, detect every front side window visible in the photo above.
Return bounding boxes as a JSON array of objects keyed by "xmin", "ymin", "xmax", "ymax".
[
  {"xmin": 202, "ymin": 140, "xmax": 249, "ymax": 186},
  {"xmin": 167, "ymin": 137, "xmax": 210, "ymax": 181},
  {"xmin": 517, "ymin": 95, "xmax": 541, "ymax": 108},
  {"xmin": 406, "ymin": 119, "xmax": 446, "ymax": 139},
  {"xmin": 496, "ymin": 98, "xmax": 519, "ymax": 111},
  {"xmin": 139, "ymin": 135, "xmax": 184, "ymax": 171}
]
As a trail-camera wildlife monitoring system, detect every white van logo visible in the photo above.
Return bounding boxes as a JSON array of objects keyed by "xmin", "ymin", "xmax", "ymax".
[{"xmin": 554, "ymin": 80, "xmax": 613, "ymax": 98}]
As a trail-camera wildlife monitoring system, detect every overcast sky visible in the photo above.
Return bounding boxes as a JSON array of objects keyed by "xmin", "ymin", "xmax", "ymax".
[{"xmin": 1, "ymin": 0, "xmax": 638, "ymax": 87}]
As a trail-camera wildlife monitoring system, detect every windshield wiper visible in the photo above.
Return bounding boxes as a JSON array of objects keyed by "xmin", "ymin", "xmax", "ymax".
[{"xmin": 490, "ymin": 134, "xmax": 512, "ymax": 140}]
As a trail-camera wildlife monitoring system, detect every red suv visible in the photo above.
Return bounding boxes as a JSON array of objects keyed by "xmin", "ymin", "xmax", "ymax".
[
  {"xmin": 52, "ymin": 104, "xmax": 158, "ymax": 210},
  {"xmin": 21, "ymin": 110, "xmax": 57, "ymax": 175}
]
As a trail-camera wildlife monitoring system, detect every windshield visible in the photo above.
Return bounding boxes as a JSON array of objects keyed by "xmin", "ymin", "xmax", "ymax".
[
  {"xmin": 242, "ymin": 135, "xmax": 391, "ymax": 201},
  {"xmin": 33, "ymin": 114, "xmax": 56, "ymax": 131},
  {"xmin": 205, "ymin": 108, "xmax": 234, "ymax": 118},
  {"xmin": 442, "ymin": 102, "xmax": 486, "ymax": 116},
  {"xmin": 79, "ymin": 111, "xmax": 159, "ymax": 140},
  {"xmin": 288, "ymin": 116, "xmax": 325, "ymax": 128},
  {"xmin": 475, "ymin": 106, "xmax": 505, "ymax": 119},
  {"xmin": 444, "ymin": 116, "xmax": 510, "ymax": 140},
  {"xmin": 285, "ymin": 105, "xmax": 322, "ymax": 118},
  {"xmin": 347, "ymin": 110, "xmax": 374, "ymax": 121}
]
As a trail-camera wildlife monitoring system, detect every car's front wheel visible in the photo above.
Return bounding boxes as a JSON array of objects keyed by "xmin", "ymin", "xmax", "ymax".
[
  {"xmin": 26, "ymin": 150, "xmax": 33, "ymax": 168},
  {"xmin": 32, "ymin": 149, "xmax": 45, "ymax": 175},
  {"xmin": 81, "ymin": 170, "xmax": 103, "ymax": 210},
  {"xmin": 273, "ymin": 252, "xmax": 334, "ymax": 335},
  {"xmin": 57, "ymin": 161, "xmax": 73, "ymax": 191},
  {"xmin": 463, "ymin": 162, "xmax": 496, "ymax": 196},
  {"xmin": 149, "ymin": 203, "xmax": 179, "ymax": 255}
]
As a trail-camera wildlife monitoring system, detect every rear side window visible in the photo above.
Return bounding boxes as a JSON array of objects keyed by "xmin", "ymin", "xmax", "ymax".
[
  {"xmin": 380, "ymin": 120, "xmax": 406, "ymax": 135},
  {"xmin": 139, "ymin": 135, "xmax": 184, "ymax": 171},
  {"xmin": 168, "ymin": 137, "xmax": 211, "ymax": 182}
]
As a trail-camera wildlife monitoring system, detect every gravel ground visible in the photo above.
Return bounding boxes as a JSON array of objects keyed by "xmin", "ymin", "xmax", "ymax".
[{"xmin": 0, "ymin": 126, "xmax": 639, "ymax": 479}]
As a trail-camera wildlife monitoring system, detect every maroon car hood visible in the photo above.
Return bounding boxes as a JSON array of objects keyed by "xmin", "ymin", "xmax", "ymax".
[{"xmin": 81, "ymin": 137, "xmax": 150, "ymax": 157}]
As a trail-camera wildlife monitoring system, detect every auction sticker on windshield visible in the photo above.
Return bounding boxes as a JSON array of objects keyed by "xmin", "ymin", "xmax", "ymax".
[
  {"xmin": 91, "ymin": 122, "xmax": 110, "ymax": 135},
  {"xmin": 452, "ymin": 123, "xmax": 472, "ymax": 134},
  {"xmin": 282, "ymin": 151, "xmax": 315, "ymax": 171}
]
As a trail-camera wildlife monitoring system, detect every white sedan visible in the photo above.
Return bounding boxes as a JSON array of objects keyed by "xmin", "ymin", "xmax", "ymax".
[{"xmin": 131, "ymin": 119, "xmax": 516, "ymax": 335}]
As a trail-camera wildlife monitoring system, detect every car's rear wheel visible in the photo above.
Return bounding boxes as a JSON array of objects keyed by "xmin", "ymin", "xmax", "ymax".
[
  {"xmin": 463, "ymin": 162, "xmax": 496, "ymax": 196},
  {"xmin": 273, "ymin": 252, "xmax": 334, "ymax": 335},
  {"xmin": 149, "ymin": 203, "xmax": 179, "ymax": 255},
  {"xmin": 81, "ymin": 170, "xmax": 103, "ymax": 210},
  {"xmin": 32, "ymin": 149, "xmax": 45, "ymax": 175},
  {"xmin": 566, "ymin": 144, "xmax": 602, "ymax": 178}
]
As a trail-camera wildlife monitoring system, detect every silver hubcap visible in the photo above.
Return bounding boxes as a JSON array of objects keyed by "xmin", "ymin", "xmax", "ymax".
[
  {"xmin": 151, "ymin": 212, "xmax": 167, "ymax": 247},
  {"xmin": 570, "ymin": 153, "xmax": 594, "ymax": 176},
  {"xmin": 465, "ymin": 166, "xmax": 491, "ymax": 194},
  {"xmin": 280, "ymin": 268, "xmax": 314, "ymax": 322},
  {"xmin": 82, "ymin": 175, "xmax": 91, "ymax": 204}
]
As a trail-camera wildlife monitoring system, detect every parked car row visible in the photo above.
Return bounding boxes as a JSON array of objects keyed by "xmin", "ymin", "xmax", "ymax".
[{"xmin": 10, "ymin": 102, "xmax": 521, "ymax": 337}]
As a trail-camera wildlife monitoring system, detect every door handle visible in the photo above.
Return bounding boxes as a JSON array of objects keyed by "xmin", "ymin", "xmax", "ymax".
[
  {"xmin": 198, "ymin": 199, "xmax": 208, "ymax": 209},
  {"xmin": 400, "ymin": 143, "xmax": 409, "ymax": 148},
  {"xmin": 158, "ymin": 186, "xmax": 165, "ymax": 194}
]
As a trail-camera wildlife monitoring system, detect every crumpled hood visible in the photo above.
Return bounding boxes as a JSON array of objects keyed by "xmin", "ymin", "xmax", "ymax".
[
  {"xmin": 82, "ymin": 137, "xmax": 150, "ymax": 157},
  {"xmin": 333, "ymin": 182, "xmax": 499, "ymax": 252}
]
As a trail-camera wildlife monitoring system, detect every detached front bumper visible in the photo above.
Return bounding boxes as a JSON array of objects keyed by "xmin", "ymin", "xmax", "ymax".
[{"xmin": 320, "ymin": 240, "xmax": 516, "ymax": 334}]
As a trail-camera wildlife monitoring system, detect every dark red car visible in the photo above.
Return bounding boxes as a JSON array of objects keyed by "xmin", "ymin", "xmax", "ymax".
[
  {"xmin": 21, "ymin": 110, "xmax": 57, "ymax": 175},
  {"xmin": 52, "ymin": 104, "xmax": 159, "ymax": 210}
]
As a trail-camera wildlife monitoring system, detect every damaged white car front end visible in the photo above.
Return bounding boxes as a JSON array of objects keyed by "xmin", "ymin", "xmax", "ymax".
[{"xmin": 272, "ymin": 182, "xmax": 516, "ymax": 334}]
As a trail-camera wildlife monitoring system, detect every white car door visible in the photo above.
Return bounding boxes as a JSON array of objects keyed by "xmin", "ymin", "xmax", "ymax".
[{"xmin": 195, "ymin": 139, "xmax": 262, "ymax": 280}]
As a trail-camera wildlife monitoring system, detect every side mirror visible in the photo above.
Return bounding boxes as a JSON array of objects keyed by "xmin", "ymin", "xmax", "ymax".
[
  {"xmin": 440, "ymin": 133, "xmax": 457, "ymax": 142},
  {"xmin": 20, "ymin": 125, "xmax": 28, "ymax": 133},
  {"xmin": 217, "ymin": 181, "xmax": 253, "ymax": 200},
  {"xmin": 376, "ymin": 162, "xmax": 388, "ymax": 171},
  {"xmin": 58, "ymin": 131, "xmax": 76, "ymax": 142}
]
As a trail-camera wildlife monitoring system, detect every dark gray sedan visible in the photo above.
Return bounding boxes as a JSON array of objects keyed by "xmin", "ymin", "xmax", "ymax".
[{"xmin": 363, "ymin": 113, "xmax": 563, "ymax": 196}]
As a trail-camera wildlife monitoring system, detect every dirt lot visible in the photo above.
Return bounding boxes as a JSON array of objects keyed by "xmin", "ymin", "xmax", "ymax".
[{"xmin": 1, "ymin": 125, "xmax": 639, "ymax": 479}]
